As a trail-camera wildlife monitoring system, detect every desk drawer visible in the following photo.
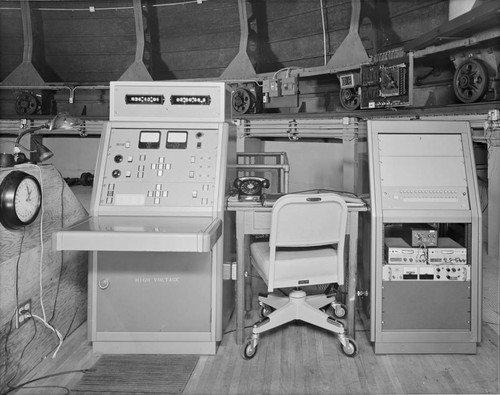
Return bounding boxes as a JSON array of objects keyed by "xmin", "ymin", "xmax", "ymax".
[{"xmin": 244, "ymin": 210, "xmax": 271, "ymax": 233}]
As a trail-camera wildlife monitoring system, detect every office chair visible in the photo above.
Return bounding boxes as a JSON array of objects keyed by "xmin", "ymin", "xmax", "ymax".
[{"xmin": 241, "ymin": 193, "xmax": 358, "ymax": 359}]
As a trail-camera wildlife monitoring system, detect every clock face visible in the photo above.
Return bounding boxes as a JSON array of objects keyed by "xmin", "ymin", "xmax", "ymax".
[
  {"xmin": 0, "ymin": 171, "xmax": 42, "ymax": 230},
  {"xmin": 15, "ymin": 177, "xmax": 42, "ymax": 224}
]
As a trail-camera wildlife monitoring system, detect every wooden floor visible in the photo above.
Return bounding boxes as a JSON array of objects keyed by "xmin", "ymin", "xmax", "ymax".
[{"xmin": 8, "ymin": 252, "xmax": 499, "ymax": 395}]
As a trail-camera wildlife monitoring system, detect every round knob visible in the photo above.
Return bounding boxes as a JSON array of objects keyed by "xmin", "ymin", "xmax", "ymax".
[{"xmin": 98, "ymin": 278, "xmax": 110, "ymax": 289}]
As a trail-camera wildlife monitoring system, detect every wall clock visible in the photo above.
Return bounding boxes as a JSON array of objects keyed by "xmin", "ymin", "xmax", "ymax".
[{"xmin": 0, "ymin": 170, "xmax": 42, "ymax": 230}]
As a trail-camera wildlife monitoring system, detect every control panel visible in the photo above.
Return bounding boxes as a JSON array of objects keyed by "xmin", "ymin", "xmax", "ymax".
[
  {"xmin": 54, "ymin": 81, "xmax": 235, "ymax": 355},
  {"xmin": 428, "ymin": 237, "xmax": 467, "ymax": 264},
  {"xmin": 383, "ymin": 264, "xmax": 470, "ymax": 281},
  {"xmin": 384, "ymin": 237, "xmax": 427, "ymax": 264},
  {"xmin": 377, "ymin": 132, "xmax": 470, "ymax": 211},
  {"xmin": 384, "ymin": 236, "xmax": 467, "ymax": 265},
  {"xmin": 382, "ymin": 187, "xmax": 469, "ymax": 210},
  {"xmin": 100, "ymin": 128, "xmax": 219, "ymax": 209}
]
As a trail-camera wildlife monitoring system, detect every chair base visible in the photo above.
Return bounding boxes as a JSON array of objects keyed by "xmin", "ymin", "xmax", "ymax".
[
  {"xmin": 255, "ymin": 290, "xmax": 344, "ymax": 334},
  {"xmin": 241, "ymin": 289, "xmax": 358, "ymax": 359},
  {"xmin": 259, "ymin": 289, "xmax": 347, "ymax": 318}
]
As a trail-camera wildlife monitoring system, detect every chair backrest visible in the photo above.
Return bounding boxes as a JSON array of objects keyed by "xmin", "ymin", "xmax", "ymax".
[
  {"xmin": 270, "ymin": 193, "xmax": 347, "ymax": 248},
  {"xmin": 267, "ymin": 193, "xmax": 348, "ymax": 289}
]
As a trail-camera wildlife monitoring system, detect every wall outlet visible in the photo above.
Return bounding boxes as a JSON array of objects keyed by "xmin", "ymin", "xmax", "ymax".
[
  {"xmin": 16, "ymin": 299, "xmax": 31, "ymax": 328},
  {"xmin": 223, "ymin": 262, "xmax": 231, "ymax": 280},
  {"xmin": 223, "ymin": 262, "xmax": 237, "ymax": 281}
]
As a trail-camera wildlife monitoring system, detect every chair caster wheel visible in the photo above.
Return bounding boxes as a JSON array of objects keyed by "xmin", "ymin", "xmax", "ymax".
[
  {"xmin": 322, "ymin": 303, "xmax": 347, "ymax": 319},
  {"xmin": 340, "ymin": 338, "xmax": 358, "ymax": 357},
  {"xmin": 260, "ymin": 304, "xmax": 273, "ymax": 318},
  {"xmin": 332, "ymin": 303, "xmax": 347, "ymax": 319},
  {"xmin": 242, "ymin": 340, "xmax": 258, "ymax": 360}
]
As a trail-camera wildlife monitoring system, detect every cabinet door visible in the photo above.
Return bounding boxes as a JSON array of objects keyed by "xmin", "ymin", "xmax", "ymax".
[{"xmin": 95, "ymin": 251, "xmax": 211, "ymax": 332}]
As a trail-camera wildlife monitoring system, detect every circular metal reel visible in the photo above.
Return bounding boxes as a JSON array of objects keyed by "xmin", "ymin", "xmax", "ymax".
[
  {"xmin": 15, "ymin": 92, "xmax": 40, "ymax": 115},
  {"xmin": 339, "ymin": 88, "xmax": 360, "ymax": 111},
  {"xmin": 453, "ymin": 58, "xmax": 489, "ymax": 103},
  {"xmin": 232, "ymin": 88, "xmax": 254, "ymax": 114}
]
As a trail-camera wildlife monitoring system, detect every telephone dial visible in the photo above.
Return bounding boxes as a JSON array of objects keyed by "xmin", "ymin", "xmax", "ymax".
[{"xmin": 233, "ymin": 177, "xmax": 270, "ymax": 201}]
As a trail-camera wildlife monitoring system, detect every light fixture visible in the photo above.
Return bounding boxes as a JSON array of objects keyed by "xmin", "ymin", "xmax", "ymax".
[
  {"xmin": 12, "ymin": 112, "xmax": 83, "ymax": 165},
  {"xmin": 48, "ymin": 112, "xmax": 83, "ymax": 131},
  {"xmin": 32, "ymin": 139, "xmax": 54, "ymax": 162}
]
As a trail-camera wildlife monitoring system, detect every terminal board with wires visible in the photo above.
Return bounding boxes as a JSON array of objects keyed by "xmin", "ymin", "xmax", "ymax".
[{"xmin": 359, "ymin": 54, "xmax": 412, "ymax": 109}]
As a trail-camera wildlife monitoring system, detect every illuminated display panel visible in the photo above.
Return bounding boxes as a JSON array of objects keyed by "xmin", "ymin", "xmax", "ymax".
[
  {"xmin": 170, "ymin": 95, "xmax": 211, "ymax": 105},
  {"xmin": 125, "ymin": 95, "xmax": 165, "ymax": 105}
]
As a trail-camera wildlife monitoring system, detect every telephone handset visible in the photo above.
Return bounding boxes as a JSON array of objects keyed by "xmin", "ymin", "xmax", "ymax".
[{"xmin": 233, "ymin": 177, "xmax": 270, "ymax": 201}]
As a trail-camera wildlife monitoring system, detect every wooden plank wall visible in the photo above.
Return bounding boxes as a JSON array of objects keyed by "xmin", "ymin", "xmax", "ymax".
[
  {"xmin": 0, "ymin": 0, "xmax": 451, "ymax": 116},
  {"xmin": 0, "ymin": 164, "xmax": 88, "ymax": 394},
  {"xmin": 0, "ymin": 0, "xmax": 450, "ymax": 82},
  {"xmin": 152, "ymin": 0, "xmax": 240, "ymax": 80},
  {"xmin": 0, "ymin": 3, "xmax": 23, "ymax": 78}
]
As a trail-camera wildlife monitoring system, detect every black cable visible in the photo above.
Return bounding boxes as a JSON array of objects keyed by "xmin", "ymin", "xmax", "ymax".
[
  {"xmin": 2, "ymin": 313, "xmax": 15, "ymax": 387},
  {"xmin": 5, "ymin": 309, "xmax": 39, "ymax": 391},
  {"xmin": 224, "ymin": 324, "xmax": 254, "ymax": 335},
  {"xmin": 3, "ymin": 385, "xmax": 70, "ymax": 395},
  {"xmin": 3, "ymin": 228, "xmax": 39, "ymax": 391},
  {"xmin": 63, "ymin": 309, "xmax": 80, "ymax": 339},
  {"xmin": 2, "ymin": 369, "xmax": 91, "ymax": 395},
  {"xmin": 14, "ymin": 228, "xmax": 26, "ymax": 327},
  {"xmin": 48, "ymin": 175, "xmax": 68, "ymax": 324},
  {"xmin": 2, "ymin": 168, "xmax": 86, "ymax": 395}
]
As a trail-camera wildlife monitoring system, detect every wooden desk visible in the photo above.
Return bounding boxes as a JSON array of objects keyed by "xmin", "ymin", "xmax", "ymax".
[{"xmin": 226, "ymin": 195, "xmax": 368, "ymax": 345}]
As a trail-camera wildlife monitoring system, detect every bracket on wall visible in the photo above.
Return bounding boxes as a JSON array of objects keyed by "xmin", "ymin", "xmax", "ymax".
[
  {"xmin": 220, "ymin": 0, "xmax": 256, "ymax": 80},
  {"xmin": 2, "ymin": 0, "xmax": 45, "ymax": 86},
  {"xmin": 327, "ymin": 0, "xmax": 369, "ymax": 70},
  {"xmin": 119, "ymin": 0, "xmax": 153, "ymax": 81}
]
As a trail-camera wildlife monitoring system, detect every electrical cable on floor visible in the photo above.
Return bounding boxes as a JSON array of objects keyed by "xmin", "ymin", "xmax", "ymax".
[
  {"xmin": 4, "ymin": 385, "xmax": 70, "ymax": 395},
  {"xmin": 2, "ymin": 369, "xmax": 91, "ymax": 395},
  {"xmin": 5, "ymin": 311, "xmax": 39, "ymax": 392},
  {"xmin": 224, "ymin": 325, "xmax": 254, "ymax": 335},
  {"xmin": 4, "ymin": 227, "xmax": 38, "ymax": 391}
]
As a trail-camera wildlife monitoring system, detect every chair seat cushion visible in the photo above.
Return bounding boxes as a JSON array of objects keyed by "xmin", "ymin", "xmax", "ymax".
[{"xmin": 250, "ymin": 241, "xmax": 341, "ymax": 289}]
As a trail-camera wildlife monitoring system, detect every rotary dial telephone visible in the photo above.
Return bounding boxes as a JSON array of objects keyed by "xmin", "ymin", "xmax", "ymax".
[{"xmin": 233, "ymin": 177, "xmax": 270, "ymax": 201}]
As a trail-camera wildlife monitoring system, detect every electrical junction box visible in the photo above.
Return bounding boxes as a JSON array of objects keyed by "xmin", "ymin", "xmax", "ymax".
[
  {"xmin": 262, "ymin": 79, "xmax": 281, "ymax": 97},
  {"xmin": 281, "ymin": 77, "xmax": 298, "ymax": 96}
]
